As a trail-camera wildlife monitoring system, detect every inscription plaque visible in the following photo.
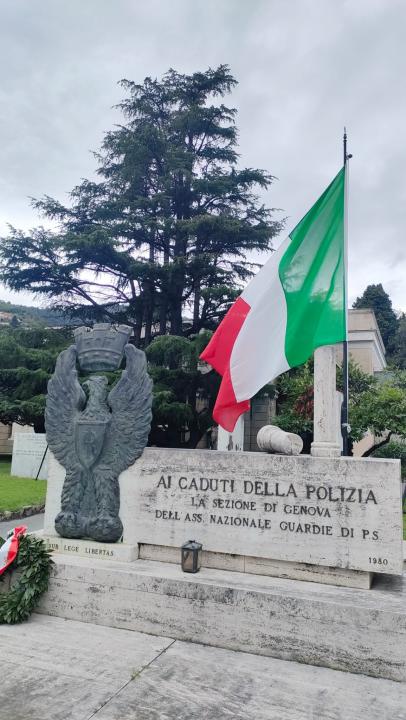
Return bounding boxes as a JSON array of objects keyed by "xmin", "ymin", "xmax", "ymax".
[{"xmin": 120, "ymin": 448, "xmax": 403, "ymax": 575}]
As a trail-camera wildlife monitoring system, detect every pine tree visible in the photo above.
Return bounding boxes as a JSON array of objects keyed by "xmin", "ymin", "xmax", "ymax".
[
  {"xmin": 393, "ymin": 313, "xmax": 406, "ymax": 369},
  {"xmin": 0, "ymin": 66, "xmax": 282, "ymax": 344},
  {"xmin": 146, "ymin": 332, "xmax": 220, "ymax": 448},
  {"xmin": 0, "ymin": 327, "xmax": 71, "ymax": 431}
]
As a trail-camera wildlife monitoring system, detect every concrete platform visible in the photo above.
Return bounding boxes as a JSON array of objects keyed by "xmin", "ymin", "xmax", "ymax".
[
  {"xmin": 1, "ymin": 614, "xmax": 406, "ymax": 720},
  {"xmin": 36, "ymin": 554, "xmax": 406, "ymax": 682}
]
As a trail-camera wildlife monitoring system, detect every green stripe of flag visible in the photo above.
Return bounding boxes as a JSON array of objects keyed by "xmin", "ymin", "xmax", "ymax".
[{"xmin": 279, "ymin": 167, "xmax": 346, "ymax": 368}]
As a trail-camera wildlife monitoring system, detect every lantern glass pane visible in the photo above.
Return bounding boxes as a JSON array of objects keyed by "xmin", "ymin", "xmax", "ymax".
[
  {"xmin": 181, "ymin": 540, "xmax": 202, "ymax": 573},
  {"xmin": 182, "ymin": 549, "xmax": 194, "ymax": 572}
]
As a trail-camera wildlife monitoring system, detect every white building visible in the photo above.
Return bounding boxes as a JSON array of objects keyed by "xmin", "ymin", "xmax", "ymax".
[{"xmin": 337, "ymin": 308, "xmax": 386, "ymax": 375}]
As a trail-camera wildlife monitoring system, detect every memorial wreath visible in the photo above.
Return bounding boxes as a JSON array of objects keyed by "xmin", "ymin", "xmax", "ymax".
[{"xmin": 0, "ymin": 527, "xmax": 53, "ymax": 624}]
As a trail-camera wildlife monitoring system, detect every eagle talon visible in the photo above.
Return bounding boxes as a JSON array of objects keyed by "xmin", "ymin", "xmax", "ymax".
[
  {"xmin": 87, "ymin": 514, "xmax": 123, "ymax": 543},
  {"xmin": 55, "ymin": 511, "xmax": 84, "ymax": 538}
]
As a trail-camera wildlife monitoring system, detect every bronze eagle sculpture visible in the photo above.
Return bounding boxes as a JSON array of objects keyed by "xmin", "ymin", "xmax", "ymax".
[{"xmin": 45, "ymin": 329, "xmax": 152, "ymax": 543}]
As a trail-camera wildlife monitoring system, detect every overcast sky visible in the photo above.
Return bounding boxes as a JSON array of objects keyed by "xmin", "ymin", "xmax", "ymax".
[{"xmin": 0, "ymin": 0, "xmax": 405, "ymax": 312}]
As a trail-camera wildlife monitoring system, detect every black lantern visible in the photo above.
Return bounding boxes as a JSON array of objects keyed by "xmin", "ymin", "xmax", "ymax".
[{"xmin": 181, "ymin": 540, "xmax": 202, "ymax": 573}]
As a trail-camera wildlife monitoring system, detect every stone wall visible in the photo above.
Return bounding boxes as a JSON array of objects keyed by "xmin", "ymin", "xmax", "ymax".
[{"xmin": 0, "ymin": 423, "xmax": 12, "ymax": 455}]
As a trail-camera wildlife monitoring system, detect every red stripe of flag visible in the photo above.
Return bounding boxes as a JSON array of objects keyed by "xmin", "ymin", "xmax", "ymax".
[{"xmin": 200, "ymin": 297, "xmax": 251, "ymax": 431}]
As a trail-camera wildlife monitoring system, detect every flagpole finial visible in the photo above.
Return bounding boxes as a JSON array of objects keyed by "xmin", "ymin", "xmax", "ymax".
[{"xmin": 343, "ymin": 128, "xmax": 353, "ymax": 166}]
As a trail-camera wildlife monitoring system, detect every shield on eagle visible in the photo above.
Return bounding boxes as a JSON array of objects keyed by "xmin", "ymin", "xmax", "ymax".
[{"xmin": 75, "ymin": 418, "xmax": 109, "ymax": 470}]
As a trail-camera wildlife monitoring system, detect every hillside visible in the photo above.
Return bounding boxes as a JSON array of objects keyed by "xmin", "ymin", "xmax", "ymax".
[{"xmin": 0, "ymin": 299, "xmax": 70, "ymax": 327}]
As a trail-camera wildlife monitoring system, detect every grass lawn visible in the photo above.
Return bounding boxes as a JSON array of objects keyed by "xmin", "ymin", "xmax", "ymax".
[{"xmin": 0, "ymin": 459, "xmax": 47, "ymax": 512}]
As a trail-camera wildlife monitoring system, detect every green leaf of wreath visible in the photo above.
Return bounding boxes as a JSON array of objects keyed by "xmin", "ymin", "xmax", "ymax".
[{"xmin": 0, "ymin": 535, "xmax": 54, "ymax": 624}]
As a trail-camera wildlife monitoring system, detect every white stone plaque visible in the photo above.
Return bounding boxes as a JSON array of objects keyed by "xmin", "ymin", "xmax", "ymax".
[
  {"xmin": 11, "ymin": 433, "xmax": 48, "ymax": 480},
  {"xmin": 37, "ymin": 533, "xmax": 137, "ymax": 562},
  {"xmin": 120, "ymin": 448, "xmax": 403, "ymax": 575}
]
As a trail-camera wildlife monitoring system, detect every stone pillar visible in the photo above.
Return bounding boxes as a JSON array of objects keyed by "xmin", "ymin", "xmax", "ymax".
[
  {"xmin": 217, "ymin": 415, "xmax": 245, "ymax": 451},
  {"xmin": 311, "ymin": 346, "xmax": 341, "ymax": 458}
]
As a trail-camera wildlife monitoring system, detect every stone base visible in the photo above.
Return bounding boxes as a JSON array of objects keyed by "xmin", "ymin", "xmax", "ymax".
[
  {"xmin": 2, "ymin": 615, "xmax": 406, "ymax": 720},
  {"xmin": 37, "ymin": 554, "xmax": 406, "ymax": 682},
  {"xmin": 139, "ymin": 543, "xmax": 372, "ymax": 589},
  {"xmin": 35, "ymin": 533, "xmax": 373, "ymax": 587},
  {"xmin": 310, "ymin": 441, "xmax": 341, "ymax": 457},
  {"xmin": 35, "ymin": 531, "xmax": 137, "ymax": 562}
]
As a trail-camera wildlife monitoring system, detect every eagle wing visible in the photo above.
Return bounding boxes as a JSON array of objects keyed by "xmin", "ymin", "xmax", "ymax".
[
  {"xmin": 101, "ymin": 345, "xmax": 152, "ymax": 475},
  {"xmin": 45, "ymin": 345, "xmax": 86, "ymax": 470}
]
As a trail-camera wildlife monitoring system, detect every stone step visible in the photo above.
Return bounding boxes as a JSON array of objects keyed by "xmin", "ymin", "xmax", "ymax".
[
  {"xmin": 1, "ymin": 614, "xmax": 406, "ymax": 720},
  {"xmin": 37, "ymin": 554, "xmax": 406, "ymax": 682}
]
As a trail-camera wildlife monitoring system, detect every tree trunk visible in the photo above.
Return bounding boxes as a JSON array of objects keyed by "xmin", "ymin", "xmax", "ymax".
[
  {"xmin": 169, "ymin": 172, "xmax": 189, "ymax": 336},
  {"xmin": 169, "ymin": 249, "xmax": 185, "ymax": 335},
  {"xmin": 143, "ymin": 242, "xmax": 156, "ymax": 346},
  {"xmin": 191, "ymin": 232, "xmax": 202, "ymax": 333},
  {"xmin": 159, "ymin": 246, "xmax": 170, "ymax": 335},
  {"xmin": 143, "ymin": 283, "xmax": 154, "ymax": 346},
  {"xmin": 133, "ymin": 301, "xmax": 143, "ymax": 346},
  {"xmin": 159, "ymin": 294, "xmax": 167, "ymax": 335},
  {"xmin": 144, "ymin": 307, "xmax": 153, "ymax": 346},
  {"xmin": 362, "ymin": 432, "xmax": 392, "ymax": 457},
  {"xmin": 169, "ymin": 288, "xmax": 183, "ymax": 335},
  {"xmin": 192, "ymin": 286, "xmax": 201, "ymax": 332}
]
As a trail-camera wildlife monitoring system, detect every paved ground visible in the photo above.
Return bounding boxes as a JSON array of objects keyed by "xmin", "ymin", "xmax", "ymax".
[
  {"xmin": 0, "ymin": 512, "xmax": 44, "ymax": 537},
  {"xmin": 1, "ymin": 614, "xmax": 406, "ymax": 720}
]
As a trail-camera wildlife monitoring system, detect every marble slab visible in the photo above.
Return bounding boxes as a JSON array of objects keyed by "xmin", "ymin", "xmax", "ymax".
[
  {"xmin": 92, "ymin": 636, "xmax": 406, "ymax": 720},
  {"xmin": 2, "ymin": 614, "xmax": 406, "ymax": 720},
  {"xmin": 11, "ymin": 433, "xmax": 48, "ymax": 480},
  {"xmin": 37, "ymin": 554, "xmax": 406, "ymax": 682},
  {"xmin": 44, "ymin": 448, "xmax": 403, "ymax": 576},
  {"xmin": 0, "ymin": 614, "xmax": 173, "ymax": 720},
  {"xmin": 120, "ymin": 448, "xmax": 403, "ymax": 575}
]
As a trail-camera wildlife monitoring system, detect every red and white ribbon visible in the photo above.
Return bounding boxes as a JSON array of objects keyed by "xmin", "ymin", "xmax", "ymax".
[{"xmin": 0, "ymin": 526, "xmax": 27, "ymax": 576}]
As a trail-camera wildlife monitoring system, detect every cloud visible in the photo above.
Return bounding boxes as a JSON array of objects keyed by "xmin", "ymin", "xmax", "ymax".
[{"xmin": 0, "ymin": 0, "xmax": 405, "ymax": 310}]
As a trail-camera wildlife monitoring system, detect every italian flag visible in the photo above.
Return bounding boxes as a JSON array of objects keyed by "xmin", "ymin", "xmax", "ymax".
[
  {"xmin": 0, "ymin": 526, "xmax": 27, "ymax": 576},
  {"xmin": 200, "ymin": 168, "xmax": 346, "ymax": 432}
]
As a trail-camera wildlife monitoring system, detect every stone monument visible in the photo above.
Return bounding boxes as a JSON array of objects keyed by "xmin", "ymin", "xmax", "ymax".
[
  {"xmin": 36, "ymin": 338, "xmax": 406, "ymax": 685},
  {"xmin": 45, "ymin": 324, "xmax": 152, "ymax": 543}
]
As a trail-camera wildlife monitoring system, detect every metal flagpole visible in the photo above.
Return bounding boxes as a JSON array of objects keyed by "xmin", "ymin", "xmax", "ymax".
[{"xmin": 342, "ymin": 128, "xmax": 352, "ymax": 455}]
